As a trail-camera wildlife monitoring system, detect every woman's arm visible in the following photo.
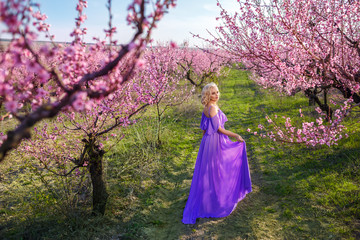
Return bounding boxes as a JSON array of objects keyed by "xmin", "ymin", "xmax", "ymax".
[
  {"xmin": 218, "ymin": 127, "xmax": 244, "ymax": 142},
  {"xmin": 208, "ymin": 106, "xmax": 244, "ymax": 142}
]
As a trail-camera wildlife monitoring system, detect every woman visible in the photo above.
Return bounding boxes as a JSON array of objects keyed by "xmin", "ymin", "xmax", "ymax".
[{"xmin": 182, "ymin": 82, "xmax": 252, "ymax": 224}]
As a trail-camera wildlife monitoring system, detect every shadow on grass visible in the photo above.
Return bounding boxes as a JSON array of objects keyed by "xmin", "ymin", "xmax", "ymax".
[
  {"xmin": 0, "ymin": 205, "xmax": 122, "ymax": 239},
  {"xmin": 260, "ymin": 142, "xmax": 360, "ymax": 239}
]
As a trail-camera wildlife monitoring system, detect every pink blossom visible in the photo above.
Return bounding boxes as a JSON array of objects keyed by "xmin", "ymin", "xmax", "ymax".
[
  {"xmin": 36, "ymin": 88, "xmax": 48, "ymax": 98},
  {"xmin": 170, "ymin": 41, "xmax": 178, "ymax": 48},
  {"xmin": 5, "ymin": 101, "xmax": 18, "ymax": 113},
  {"xmin": 26, "ymin": 61, "xmax": 42, "ymax": 72},
  {"xmin": 316, "ymin": 118, "xmax": 323, "ymax": 125},
  {"xmin": 135, "ymin": 59, "xmax": 146, "ymax": 69},
  {"xmin": 315, "ymin": 107, "xmax": 322, "ymax": 114},
  {"xmin": 78, "ymin": 14, "xmax": 87, "ymax": 23},
  {"xmin": 265, "ymin": 116, "xmax": 273, "ymax": 123},
  {"xmin": 72, "ymin": 92, "xmax": 87, "ymax": 111}
]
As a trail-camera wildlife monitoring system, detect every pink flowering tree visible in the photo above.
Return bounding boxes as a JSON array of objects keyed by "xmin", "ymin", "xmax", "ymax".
[
  {"xmin": 178, "ymin": 43, "xmax": 233, "ymax": 88},
  {"xmin": 141, "ymin": 43, "xmax": 194, "ymax": 145},
  {"xmin": 0, "ymin": 0, "xmax": 176, "ymax": 161},
  {"xmin": 201, "ymin": 0, "xmax": 360, "ymax": 146},
  {"xmin": 19, "ymin": 74, "xmax": 154, "ymax": 215}
]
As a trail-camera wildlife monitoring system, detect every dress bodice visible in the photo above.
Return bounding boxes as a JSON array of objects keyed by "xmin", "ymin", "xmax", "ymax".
[{"xmin": 200, "ymin": 109, "xmax": 228, "ymax": 135}]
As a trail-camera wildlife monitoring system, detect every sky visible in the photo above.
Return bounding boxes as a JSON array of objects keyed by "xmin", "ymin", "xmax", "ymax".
[{"xmin": 0, "ymin": 0, "xmax": 239, "ymax": 46}]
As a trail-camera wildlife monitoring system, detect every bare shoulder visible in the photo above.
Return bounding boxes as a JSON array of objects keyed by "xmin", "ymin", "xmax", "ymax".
[
  {"xmin": 208, "ymin": 104, "xmax": 218, "ymax": 117},
  {"xmin": 203, "ymin": 104, "xmax": 218, "ymax": 118}
]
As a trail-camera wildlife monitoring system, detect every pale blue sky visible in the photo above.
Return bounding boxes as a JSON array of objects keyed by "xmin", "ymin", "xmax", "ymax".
[{"xmin": 0, "ymin": 0, "xmax": 239, "ymax": 46}]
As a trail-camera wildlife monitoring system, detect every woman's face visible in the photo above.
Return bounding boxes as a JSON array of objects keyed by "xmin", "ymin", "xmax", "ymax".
[{"xmin": 210, "ymin": 87, "xmax": 219, "ymax": 102}]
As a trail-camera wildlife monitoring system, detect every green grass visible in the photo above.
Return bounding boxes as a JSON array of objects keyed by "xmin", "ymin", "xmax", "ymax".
[{"xmin": 0, "ymin": 69, "xmax": 359, "ymax": 239}]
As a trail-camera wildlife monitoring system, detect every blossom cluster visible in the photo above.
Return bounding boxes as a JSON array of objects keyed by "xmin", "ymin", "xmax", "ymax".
[
  {"xmin": 201, "ymin": 0, "xmax": 360, "ymax": 146},
  {"xmin": 247, "ymin": 98, "xmax": 356, "ymax": 147}
]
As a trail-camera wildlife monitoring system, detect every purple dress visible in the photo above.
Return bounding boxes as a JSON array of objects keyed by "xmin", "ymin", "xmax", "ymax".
[{"xmin": 182, "ymin": 107, "xmax": 252, "ymax": 224}]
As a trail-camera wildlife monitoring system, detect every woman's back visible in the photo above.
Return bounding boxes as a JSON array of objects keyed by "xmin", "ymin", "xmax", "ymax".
[{"xmin": 203, "ymin": 104, "xmax": 218, "ymax": 118}]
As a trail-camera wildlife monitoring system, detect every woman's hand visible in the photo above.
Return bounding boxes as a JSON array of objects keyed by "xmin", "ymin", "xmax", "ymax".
[
  {"xmin": 235, "ymin": 135, "xmax": 244, "ymax": 142},
  {"xmin": 217, "ymin": 127, "xmax": 244, "ymax": 142}
]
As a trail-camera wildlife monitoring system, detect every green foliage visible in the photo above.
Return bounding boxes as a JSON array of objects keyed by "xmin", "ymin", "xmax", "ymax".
[{"xmin": 0, "ymin": 69, "xmax": 359, "ymax": 239}]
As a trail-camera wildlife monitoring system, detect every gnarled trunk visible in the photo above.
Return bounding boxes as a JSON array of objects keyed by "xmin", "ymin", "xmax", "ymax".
[
  {"xmin": 86, "ymin": 142, "xmax": 108, "ymax": 215},
  {"xmin": 304, "ymin": 87, "xmax": 333, "ymax": 121}
]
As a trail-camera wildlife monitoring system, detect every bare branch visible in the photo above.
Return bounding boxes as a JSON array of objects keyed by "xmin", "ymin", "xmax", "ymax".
[{"xmin": 96, "ymin": 103, "xmax": 150, "ymax": 136}]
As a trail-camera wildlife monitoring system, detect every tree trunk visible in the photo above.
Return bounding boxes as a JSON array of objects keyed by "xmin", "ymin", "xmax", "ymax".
[
  {"xmin": 156, "ymin": 102, "xmax": 162, "ymax": 147},
  {"xmin": 334, "ymin": 85, "xmax": 360, "ymax": 104},
  {"xmin": 87, "ymin": 143, "xmax": 108, "ymax": 216},
  {"xmin": 304, "ymin": 88, "xmax": 333, "ymax": 120}
]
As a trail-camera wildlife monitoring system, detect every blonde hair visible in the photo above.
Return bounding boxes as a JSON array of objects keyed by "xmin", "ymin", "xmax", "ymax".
[{"xmin": 201, "ymin": 82, "xmax": 219, "ymax": 106}]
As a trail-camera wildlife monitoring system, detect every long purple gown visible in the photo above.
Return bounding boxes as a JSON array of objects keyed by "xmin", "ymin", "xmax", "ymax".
[{"xmin": 182, "ymin": 107, "xmax": 252, "ymax": 224}]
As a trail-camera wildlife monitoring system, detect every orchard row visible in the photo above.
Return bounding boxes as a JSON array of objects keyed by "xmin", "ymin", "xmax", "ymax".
[{"xmin": 1, "ymin": 0, "xmax": 359, "ymax": 161}]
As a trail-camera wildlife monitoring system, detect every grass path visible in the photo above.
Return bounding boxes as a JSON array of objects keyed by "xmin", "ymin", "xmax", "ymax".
[
  {"xmin": 131, "ymin": 70, "xmax": 360, "ymax": 239},
  {"xmin": 140, "ymin": 71, "xmax": 275, "ymax": 239}
]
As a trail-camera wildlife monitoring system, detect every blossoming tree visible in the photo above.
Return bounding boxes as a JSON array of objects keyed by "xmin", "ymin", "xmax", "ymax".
[
  {"xmin": 141, "ymin": 44, "xmax": 194, "ymax": 145},
  {"xmin": 0, "ymin": 0, "xmax": 176, "ymax": 160},
  {"xmin": 177, "ymin": 42, "xmax": 232, "ymax": 88},
  {"xmin": 201, "ymin": 0, "xmax": 360, "ymax": 146},
  {"xmin": 20, "ymin": 74, "xmax": 155, "ymax": 215}
]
